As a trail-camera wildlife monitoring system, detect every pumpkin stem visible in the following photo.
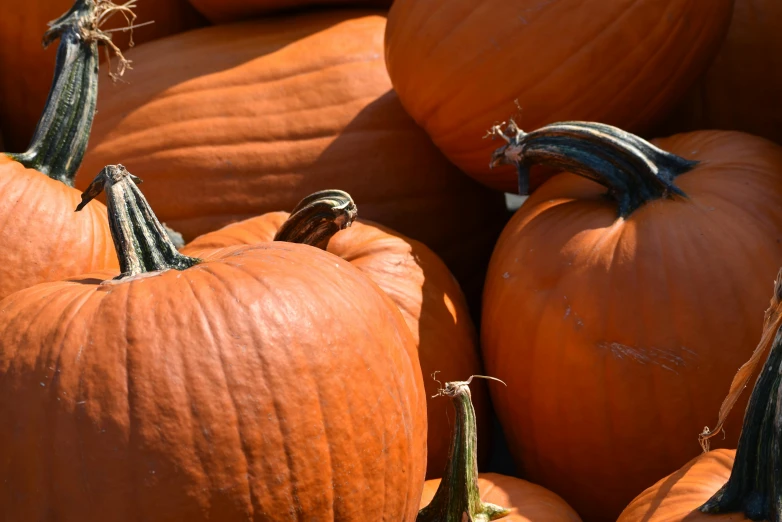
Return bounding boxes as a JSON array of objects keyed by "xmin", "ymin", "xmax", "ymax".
[
  {"xmin": 274, "ymin": 190, "xmax": 358, "ymax": 249},
  {"xmin": 698, "ymin": 276, "xmax": 782, "ymax": 521},
  {"xmin": 76, "ymin": 164, "xmax": 200, "ymax": 279},
  {"xmin": 486, "ymin": 120, "xmax": 697, "ymax": 217},
  {"xmin": 417, "ymin": 378, "xmax": 511, "ymax": 522},
  {"xmin": 5, "ymin": 0, "xmax": 135, "ymax": 186}
]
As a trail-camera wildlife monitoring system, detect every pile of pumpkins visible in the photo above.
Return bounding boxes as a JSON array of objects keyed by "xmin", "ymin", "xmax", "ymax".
[{"xmin": 1, "ymin": 0, "xmax": 782, "ymax": 521}]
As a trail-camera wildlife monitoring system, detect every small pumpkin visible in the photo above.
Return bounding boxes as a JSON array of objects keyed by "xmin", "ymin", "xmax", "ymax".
[
  {"xmin": 0, "ymin": 165, "xmax": 427, "ymax": 521},
  {"xmin": 76, "ymin": 10, "xmax": 507, "ymax": 292},
  {"xmin": 482, "ymin": 121, "xmax": 782, "ymax": 521},
  {"xmin": 418, "ymin": 377, "xmax": 581, "ymax": 522},
  {"xmin": 618, "ymin": 275, "xmax": 782, "ymax": 522},
  {"xmin": 0, "ymin": 0, "xmax": 206, "ymax": 151},
  {"xmin": 384, "ymin": 0, "xmax": 734, "ymax": 192},
  {"xmin": 182, "ymin": 190, "xmax": 491, "ymax": 478},
  {"xmin": 0, "ymin": 0, "xmax": 118, "ymax": 301},
  {"xmin": 188, "ymin": 0, "xmax": 391, "ymax": 24}
]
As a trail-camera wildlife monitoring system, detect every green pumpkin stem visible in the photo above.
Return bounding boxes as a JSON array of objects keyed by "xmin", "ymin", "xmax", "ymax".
[
  {"xmin": 76, "ymin": 164, "xmax": 200, "ymax": 279},
  {"xmin": 5, "ymin": 0, "xmax": 135, "ymax": 186},
  {"xmin": 486, "ymin": 120, "xmax": 697, "ymax": 217},
  {"xmin": 274, "ymin": 189, "xmax": 358, "ymax": 249},
  {"xmin": 418, "ymin": 377, "xmax": 510, "ymax": 522}
]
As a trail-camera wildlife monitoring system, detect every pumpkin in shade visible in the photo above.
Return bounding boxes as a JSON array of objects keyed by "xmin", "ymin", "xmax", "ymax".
[
  {"xmin": 482, "ymin": 121, "xmax": 782, "ymax": 521},
  {"xmin": 0, "ymin": 0, "xmax": 117, "ymax": 301},
  {"xmin": 188, "ymin": 0, "xmax": 390, "ymax": 24},
  {"xmin": 0, "ymin": 165, "xmax": 427, "ymax": 522},
  {"xmin": 0, "ymin": 0, "xmax": 206, "ymax": 151},
  {"xmin": 656, "ymin": 0, "xmax": 782, "ymax": 146},
  {"xmin": 618, "ymin": 276, "xmax": 782, "ymax": 522},
  {"xmin": 384, "ymin": 0, "xmax": 734, "ymax": 192},
  {"xmin": 76, "ymin": 10, "xmax": 507, "ymax": 293},
  {"xmin": 417, "ymin": 377, "xmax": 581, "ymax": 522},
  {"xmin": 183, "ymin": 189, "xmax": 490, "ymax": 478}
]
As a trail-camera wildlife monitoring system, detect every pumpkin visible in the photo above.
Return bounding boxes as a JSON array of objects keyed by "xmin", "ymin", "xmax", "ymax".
[
  {"xmin": 418, "ymin": 377, "xmax": 581, "ymax": 522},
  {"xmin": 75, "ymin": 10, "xmax": 508, "ymax": 295},
  {"xmin": 0, "ymin": 0, "xmax": 118, "ymax": 301},
  {"xmin": 0, "ymin": 0, "xmax": 206, "ymax": 151},
  {"xmin": 384, "ymin": 0, "xmax": 735, "ymax": 192},
  {"xmin": 656, "ymin": 0, "xmax": 782, "ymax": 146},
  {"xmin": 0, "ymin": 164, "xmax": 427, "ymax": 521},
  {"xmin": 618, "ymin": 276, "xmax": 782, "ymax": 522},
  {"xmin": 188, "ymin": 0, "xmax": 391, "ymax": 24},
  {"xmin": 482, "ymin": 121, "xmax": 782, "ymax": 521},
  {"xmin": 183, "ymin": 189, "xmax": 491, "ymax": 479}
]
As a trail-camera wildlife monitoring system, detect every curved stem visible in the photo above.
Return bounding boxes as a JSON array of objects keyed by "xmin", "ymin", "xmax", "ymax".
[
  {"xmin": 274, "ymin": 190, "xmax": 357, "ymax": 249},
  {"xmin": 487, "ymin": 121, "xmax": 697, "ymax": 217},
  {"xmin": 6, "ymin": 0, "xmax": 133, "ymax": 186},
  {"xmin": 76, "ymin": 164, "xmax": 200, "ymax": 279},
  {"xmin": 699, "ymin": 297, "xmax": 782, "ymax": 521},
  {"xmin": 418, "ymin": 379, "xmax": 510, "ymax": 522}
]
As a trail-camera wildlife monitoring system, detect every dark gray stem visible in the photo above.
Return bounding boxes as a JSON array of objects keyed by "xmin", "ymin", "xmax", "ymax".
[
  {"xmin": 274, "ymin": 189, "xmax": 357, "ymax": 249},
  {"xmin": 76, "ymin": 164, "xmax": 200, "ymax": 279},
  {"xmin": 488, "ymin": 121, "xmax": 697, "ymax": 217}
]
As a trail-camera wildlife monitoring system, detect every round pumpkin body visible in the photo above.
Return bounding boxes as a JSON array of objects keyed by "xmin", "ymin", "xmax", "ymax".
[
  {"xmin": 384, "ymin": 0, "xmax": 734, "ymax": 192},
  {"xmin": 618, "ymin": 450, "xmax": 742, "ymax": 522},
  {"xmin": 0, "ymin": 0, "xmax": 206, "ymax": 151},
  {"xmin": 658, "ymin": 0, "xmax": 782, "ymax": 145},
  {"xmin": 0, "ymin": 241, "xmax": 427, "ymax": 521},
  {"xmin": 188, "ymin": 0, "xmax": 391, "ymax": 24},
  {"xmin": 0, "ymin": 156, "xmax": 117, "ymax": 300},
  {"xmin": 420, "ymin": 472, "xmax": 582, "ymax": 522},
  {"xmin": 76, "ymin": 11, "xmax": 507, "ymax": 289},
  {"xmin": 184, "ymin": 212, "xmax": 489, "ymax": 478},
  {"xmin": 482, "ymin": 131, "xmax": 782, "ymax": 521}
]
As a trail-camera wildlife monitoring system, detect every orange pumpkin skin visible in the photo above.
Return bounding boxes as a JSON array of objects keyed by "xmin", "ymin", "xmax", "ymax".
[
  {"xmin": 183, "ymin": 212, "xmax": 489, "ymax": 478},
  {"xmin": 76, "ymin": 11, "xmax": 507, "ymax": 288},
  {"xmin": 189, "ymin": 0, "xmax": 391, "ymax": 24},
  {"xmin": 420, "ymin": 472, "xmax": 582, "ymax": 522},
  {"xmin": 657, "ymin": 0, "xmax": 782, "ymax": 145},
  {"xmin": 618, "ymin": 450, "xmax": 743, "ymax": 522},
  {"xmin": 0, "ymin": 0, "xmax": 207, "ymax": 151},
  {"xmin": 0, "ymin": 156, "xmax": 117, "ymax": 300},
  {"xmin": 482, "ymin": 131, "xmax": 782, "ymax": 521},
  {"xmin": 0, "ymin": 242, "xmax": 427, "ymax": 521},
  {"xmin": 384, "ymin": 0, "xmax": 734, "ymax": 192}
]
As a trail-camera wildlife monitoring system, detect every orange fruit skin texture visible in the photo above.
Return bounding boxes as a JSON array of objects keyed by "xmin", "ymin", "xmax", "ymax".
[
  {"xmin": 183, "ymin": 212, "xmax": 490, "ymax": 479},
  {"xmin": 658, "ymin": 0, "xmax": 782, "ymax": 146},
  {"xmin": 420, "ymin": 472, "xmax": 583, "ymax": 522},
  {"xmin": 618, "ymin": 449, "xmax": 746, "ymax": 522},
  {"xmin": 76, "ymin": 10, "xmax": 506, "ymax": 292},
  {"xmin": 0, "ymin": 242, "xmax": 427, "ymax": 522},
  {"xmin": 481, "ymin": 131, "xmax": 782, "ymax": 521},
  {"xmin": 384, "ymin": 0, "xmax": 735, "ymax": 192},
  {"xmin": 189, "ymin": 0, "xmax": 391, "ymax": 24},
  {"xmin": 0, "ymin": 0, "xmax": 207, "ymax": 152},
  {"xmin": 0, "ymin": 156, "xmax": 117, "ymax": 301}
]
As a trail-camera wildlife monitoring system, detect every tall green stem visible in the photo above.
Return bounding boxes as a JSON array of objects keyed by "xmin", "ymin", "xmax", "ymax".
[
  {"xmin": 487, "ymin": 121, "xmax": 697, "ymax": 217},
  {"xmin": 274, "ymin": 189, "xmax": 357, "ymax": 249}
]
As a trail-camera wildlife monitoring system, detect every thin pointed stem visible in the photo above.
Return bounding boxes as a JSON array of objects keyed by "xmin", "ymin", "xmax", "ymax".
[{"xmin": 274, "ymin": 189, "xmax": 357, "ymax": 249}]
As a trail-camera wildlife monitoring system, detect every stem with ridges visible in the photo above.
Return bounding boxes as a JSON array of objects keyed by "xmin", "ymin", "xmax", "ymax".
[
  {"xmin": 418, "ymin": 380, "xmax": 510, "ymax": 522},
  {"xmin": 274, "ymin": 189, "xmax": 357, "ymax": 249},
  {"xmin": 487, "ymin": 120, "xmax": 697, "ymax": 217},
  {"xmin": 76, "ymin": 164, "xmax": 200, "ymax": 279}
]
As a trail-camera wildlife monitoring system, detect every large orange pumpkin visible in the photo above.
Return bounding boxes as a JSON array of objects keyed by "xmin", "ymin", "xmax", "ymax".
[
  {"xmin": 657, "ymin": 0, "xmax": 782, "ymax": 146},
  {"xmin": 418, "ymin": 378, "xmax": 582, "ymax": 522},
  {"xmin": 188, "ymin": 0, "xmax": 391, "ymax": 24},
  {"xmin": 482, "ymin": 121, "xmax": 782, "ymax": 521},
  {"xmin": 0, "ymin": 165, "xmax": 427, "ymax": 521},
  {"xmin": 182, "ymin": 189, "xmax": 490, "ymax": 478},
  {"xmin": 0, "ymin": 0, "xmax": 206, "ymax": 151},
  {"xmin": 0, "ymin": 0, "xmax": 117, "ymax": 301},
  {"xmin": 384, "ymin": 0, "xmax": 734, "ymax": 192},
  {"xmin": 76, "ymin": 10, "xmax": 507, "ymax": 293}
]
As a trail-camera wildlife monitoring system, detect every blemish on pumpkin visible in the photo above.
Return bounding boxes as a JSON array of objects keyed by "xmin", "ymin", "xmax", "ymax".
[{"xmin": 600, "ymin": 342, "xmax": 697, "ymax": 374}]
